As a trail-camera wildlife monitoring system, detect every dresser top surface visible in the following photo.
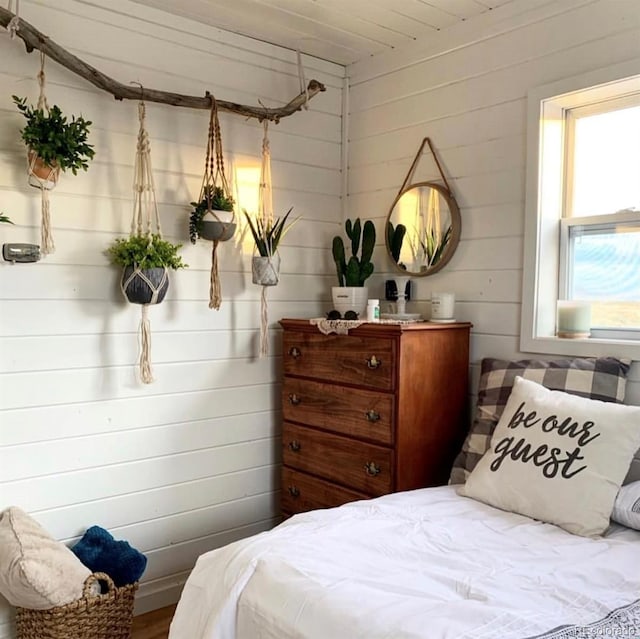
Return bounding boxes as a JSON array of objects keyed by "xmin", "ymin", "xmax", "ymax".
[{"xmin": 280, "ymin": 318, "xmax": 472, "ymax": 337}]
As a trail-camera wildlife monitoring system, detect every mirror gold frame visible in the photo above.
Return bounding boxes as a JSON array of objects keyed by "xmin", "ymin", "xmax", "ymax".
[
  {"xmin": 386, "ymin": 181, "xmax": 461, "ymax": 276},
  {"xmin": 385, "ymin": 138, "xmax": 461, "ymax": 276}
]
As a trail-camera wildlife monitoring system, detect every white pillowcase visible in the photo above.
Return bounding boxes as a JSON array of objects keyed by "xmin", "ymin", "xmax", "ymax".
[
  {"xmin": 0, "ymin": 506, "xmax": 91, "ymax": 609},
  {"xmin": 459, "ymin": 377, "xmax": 640, "ymax": 537},
  {"xmin": 611, "ymin": 481, "xmax": 640, "ymax": 531}
]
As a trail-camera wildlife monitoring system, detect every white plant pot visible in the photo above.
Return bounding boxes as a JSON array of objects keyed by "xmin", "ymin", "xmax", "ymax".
[
  {"xmin": 331, "ymin": 286, "xmax": 368, "ymax": 318},
  {"xmin": 252, "ymin": 254, "xmax": 280, "ymax": 286},
  {"xmin": 199, "ymin": 210, "xmax": 236, "ymax": 242}
]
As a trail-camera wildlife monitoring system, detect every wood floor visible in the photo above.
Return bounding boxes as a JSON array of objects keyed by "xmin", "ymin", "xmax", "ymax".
[{"xmin": 131, "ymin": 604, "xmax": 176, "ymax": 639}]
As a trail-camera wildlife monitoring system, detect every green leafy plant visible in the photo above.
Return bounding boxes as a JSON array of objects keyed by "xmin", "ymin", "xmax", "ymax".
[
  {"xmin": 189, "ymin": 186, "xmax": 235, "ymax": 244},
  {"xmin": 420, "ymin": 226, "xmax": 452, "ymax": 269},
  {"xmin": 332, "ymin": 218, "xmax": 376, "ymax": 287},
  {"xmin": 386, "ymin": 221, "xmax": 407, "ymax": 268},
  {"xmin": 0, "ymin": 213, "xmax": 14, "ymax": 225},
  {"xmin": 107, "ymin": 234, "xmax": 187, "ymax": 270},
  {"xmin": 244, "ymin": 207, "xmax": 299, "ymax": 257},
  {"xmin": 13, "ymin": 95, "xmax": 95, "ymax": 174}
]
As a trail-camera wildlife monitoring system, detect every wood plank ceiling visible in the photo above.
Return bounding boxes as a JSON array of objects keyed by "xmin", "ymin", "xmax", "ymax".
[{"xmin": 129, "ymin": 0, "xmax": 516, "ymax": 65}]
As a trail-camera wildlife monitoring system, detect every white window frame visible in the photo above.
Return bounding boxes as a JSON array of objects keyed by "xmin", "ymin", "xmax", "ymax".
[
  {"xmin": 559, "ymin": 211, "xmax": 640, "ymax": 340},
  {"xmin": 520, "ymin": 61, "xmax": 640, "ymax": 360}
]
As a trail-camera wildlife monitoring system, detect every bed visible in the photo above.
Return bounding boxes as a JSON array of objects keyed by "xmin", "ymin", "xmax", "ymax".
[{"xmin": 169, "ymin": 357, "xmax": 640, "ymax": 639}]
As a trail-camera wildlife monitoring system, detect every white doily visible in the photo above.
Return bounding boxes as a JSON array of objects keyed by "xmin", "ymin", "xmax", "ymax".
[{"xmin": 310, "ymin": 317, "xmax": 423, "ymax": 335}]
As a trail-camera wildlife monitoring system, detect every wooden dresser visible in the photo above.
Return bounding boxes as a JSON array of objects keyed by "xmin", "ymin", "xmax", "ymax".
[{"xmin": 280, "ymin": 318, "xmax": 472, "ymax": 517}]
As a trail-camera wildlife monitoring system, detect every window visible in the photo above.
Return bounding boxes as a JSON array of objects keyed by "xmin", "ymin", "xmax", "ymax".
[{"xmin": 521, "ymin": 62, "xmax": 640, "ymax": 359}]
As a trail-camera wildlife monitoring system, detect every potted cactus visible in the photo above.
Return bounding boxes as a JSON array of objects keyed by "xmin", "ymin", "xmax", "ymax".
[
  {"xmin": 387, "ymin": 221, "xmax": 407, "ymax": 270},
  {"xmin": 331, "ymin": 218, "xmax": 376, "ymax": 318}
]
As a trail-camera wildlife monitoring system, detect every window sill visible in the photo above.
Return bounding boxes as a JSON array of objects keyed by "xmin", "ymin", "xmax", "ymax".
[{"xmin": 520, "ymin": 334, "xmax": 640, "ymax": 361}]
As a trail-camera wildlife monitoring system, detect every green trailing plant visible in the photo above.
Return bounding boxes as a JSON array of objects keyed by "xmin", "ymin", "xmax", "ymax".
[
  {"xmin": 189, "ymin": 185, "xmax": 235, "ymax": 243},
  {"xmin": 244, "ymin": 207, "xmax": 299, "ymax": 257},
  {"xmin": 332, "ymin": 218, "xmax": 376, "ymax": 287},
  {"xmin": 421, "ymin": 225, "xmax": 452, "ymax": 269},
  {"xmin": 0, "ymin": 213, "xmax": 14, "ymax": 224},
  {"xmin": 386, "ymin": 221, "xmax": 407, "ymax": 267},
  {"xmin": 107, "ymin": 234, "xmax": 187, "ymax": 270},
  {"xmin": 12, "ymin": 95, "xmax": 95, "ymax": 173}
]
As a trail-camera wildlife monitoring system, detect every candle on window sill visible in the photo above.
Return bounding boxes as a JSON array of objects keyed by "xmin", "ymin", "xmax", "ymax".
[{"xmin": 556, "ymin": 300, "xmax": 591, "ymax": 339}]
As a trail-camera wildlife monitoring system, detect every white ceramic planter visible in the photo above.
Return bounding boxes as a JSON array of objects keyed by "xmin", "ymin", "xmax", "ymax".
[
  {"xmin": 331, "ymin": 286, "xmax": 368, "ymax": 318},
  {"xmin": 252, "ymin": 254, "xmax": 280, "ymax": 286}
]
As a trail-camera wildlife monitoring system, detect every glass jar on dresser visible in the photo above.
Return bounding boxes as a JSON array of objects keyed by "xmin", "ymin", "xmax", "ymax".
[{"xmin": 279, "ymin": 318, "xmax": 472, "ymax": 518}]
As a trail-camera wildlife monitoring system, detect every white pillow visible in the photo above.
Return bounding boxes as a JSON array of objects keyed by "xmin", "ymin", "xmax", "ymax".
[
  {"xmin": 459, "ymin": 377, "xmax": 640, "ymax": 537},
  {"xmin": 0, "ymin": 506, "xmax": 91, "ymax": 609},
  {"xmin": 611, "ymin": 481, "xmax": 640, "ymax": 531}
]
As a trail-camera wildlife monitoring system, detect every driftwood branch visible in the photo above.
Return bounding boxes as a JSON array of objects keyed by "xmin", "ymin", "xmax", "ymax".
[{"xmin": 0, "ymin": 7, "xmax": 326, "ymax": 122}]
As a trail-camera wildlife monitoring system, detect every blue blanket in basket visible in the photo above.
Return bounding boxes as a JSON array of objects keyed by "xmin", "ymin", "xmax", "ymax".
[{"xmin": 71, "ymin": 526, "xmax": 147, "ymax": 587}]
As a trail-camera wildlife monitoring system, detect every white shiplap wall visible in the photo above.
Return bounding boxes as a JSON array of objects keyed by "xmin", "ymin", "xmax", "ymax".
[
  {"xmin": 0, "ymin": 1, "xmax": 343, "ymax": 636},
  {"xmin": 347, "ymin": 0, "xmax": 640, "ymax": 403}
]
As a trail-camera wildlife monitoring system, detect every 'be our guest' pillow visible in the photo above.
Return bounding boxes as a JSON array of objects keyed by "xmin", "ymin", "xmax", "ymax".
[{"xmin": 459, "ymin": 377, "xmax": 640, "ymax": 537}]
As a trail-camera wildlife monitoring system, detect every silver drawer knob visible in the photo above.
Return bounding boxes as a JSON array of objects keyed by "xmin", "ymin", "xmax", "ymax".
[
  {"xmin": 366, "ymin": 355, "xmax": 382, "ymax": 369},
  {"xmin": 289, "ymin": 346, "xmax": 301, "ymax": 359},
  {"xmin": 364, "ymin": 461, "xmax": 381, "ymax": 476},
  {"xmin": 288, "ymin": 393, "xmax": 301, "ymax": 406}
]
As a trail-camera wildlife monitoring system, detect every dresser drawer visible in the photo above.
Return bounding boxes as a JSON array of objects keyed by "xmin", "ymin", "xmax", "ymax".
[
  {"xmin": 283, "ymin": 331, "xmax": 395, "ymax": 391},
  {"xmin": 281, "ymin": 467, "xmax": 368, "ymax": 515},
  {"xmin": 283, "ymin": 422, "xmax": 392, "ymax": 496},
  {"xmin": 283, "ymin": 377, "xmax": 393, "ymax": 445}
]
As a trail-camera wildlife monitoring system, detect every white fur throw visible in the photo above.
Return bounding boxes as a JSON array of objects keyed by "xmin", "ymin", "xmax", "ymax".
[{"xmin": 0, "ymin": 506, "xmax": 91, "ymax": 609}]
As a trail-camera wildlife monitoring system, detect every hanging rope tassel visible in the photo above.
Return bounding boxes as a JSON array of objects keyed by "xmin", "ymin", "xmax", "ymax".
[
  {"xmin": 260, "ymin": 285, "xmax": 269, "ymax": 357},
  {"xmin": 255, "ymin": 120, "xmax": 276, "ymax": 357},
  {"xmin": 26, "ymin": 52, "xmax": 59, "ymax": 254},
  {"xmin": 40, "ymin": 187, "xmax": 55, "ymax": 254},
  {"xmin": 139, "ymin": 304, "xmax": 154, "ymax": 384},
  {"xmin": 209, "ymin": 240, "xmax": 222, "ymax": 310}
]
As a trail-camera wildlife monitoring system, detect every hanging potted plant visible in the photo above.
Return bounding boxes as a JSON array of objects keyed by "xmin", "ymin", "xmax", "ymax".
[
  {"xmin": 189, "ymin": 186, "xmax": 236, "ymax": 243},
  {"xmin": 13, "ymin": 74, "xmax": 95, "ymax": 256},
  {"xmin": 244, "ymin": 206, "xmax": 298, "ymax": 286},
  {"xmin": 12, "ymin": 95, "xmax": 94, "ymax": 191},
  {"xmin": 106, "ymin": 233, "xmax": 187, "ymax": 305},
  {"xmin": 332, "ymin": 218, "xmax": 376, "ymax": 318},
  {"xmin": 190, "ymin": 96, "xmax": 236, "ymax": 310}
]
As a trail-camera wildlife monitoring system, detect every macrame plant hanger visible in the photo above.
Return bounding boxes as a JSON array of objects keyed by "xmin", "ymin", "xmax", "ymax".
[
  {"xmin": 198, "ymin": 96, "xmax": 235, "ymax": 310},
  {"xmin": 255, "ymin": 119, "xmax": 276, "ymax": 357},
  {"xmin": 5, "ymin": 0, "xmax": 19, "ymax": 38},
  {"xmin": 122, "ymin": 97, "xmax": 166, "ymax": 384},
  {"xmin": 28, "ymin": 52, "xmax": 60, "ymax": 254}
]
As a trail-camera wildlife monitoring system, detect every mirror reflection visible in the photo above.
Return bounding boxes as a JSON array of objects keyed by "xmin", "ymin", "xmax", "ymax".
[{"xmin": 386, "ymin": 181, "xmax": 460, "ymax": 276}]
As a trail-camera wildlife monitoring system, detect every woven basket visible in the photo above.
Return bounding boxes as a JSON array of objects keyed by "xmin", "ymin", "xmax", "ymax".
[{"xmin": 16, "ymin": 572, "xmax": 138, "ymax": 639}]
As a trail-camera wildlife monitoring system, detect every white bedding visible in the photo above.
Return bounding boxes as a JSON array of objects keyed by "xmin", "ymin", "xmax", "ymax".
[{"xmin": 169, "ymin": 486, "xmax": 640, "ymax": 639}]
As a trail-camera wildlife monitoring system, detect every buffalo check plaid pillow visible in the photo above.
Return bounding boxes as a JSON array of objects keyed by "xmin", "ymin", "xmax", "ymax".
[{"xmin": 449, "ymin": 357, "xmax": 631, "ymax": 485}]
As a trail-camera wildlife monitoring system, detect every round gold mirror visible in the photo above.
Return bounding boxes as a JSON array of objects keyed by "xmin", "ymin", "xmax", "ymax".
[{"xmin": 385, "ymin": 181, "xmax": 461, "ymax": 276}]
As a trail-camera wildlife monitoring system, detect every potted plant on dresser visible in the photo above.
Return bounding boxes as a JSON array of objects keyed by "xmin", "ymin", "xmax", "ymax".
[{"xmin": 332, "ymin": 218, "xmax": 376, "ymax": 317}]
